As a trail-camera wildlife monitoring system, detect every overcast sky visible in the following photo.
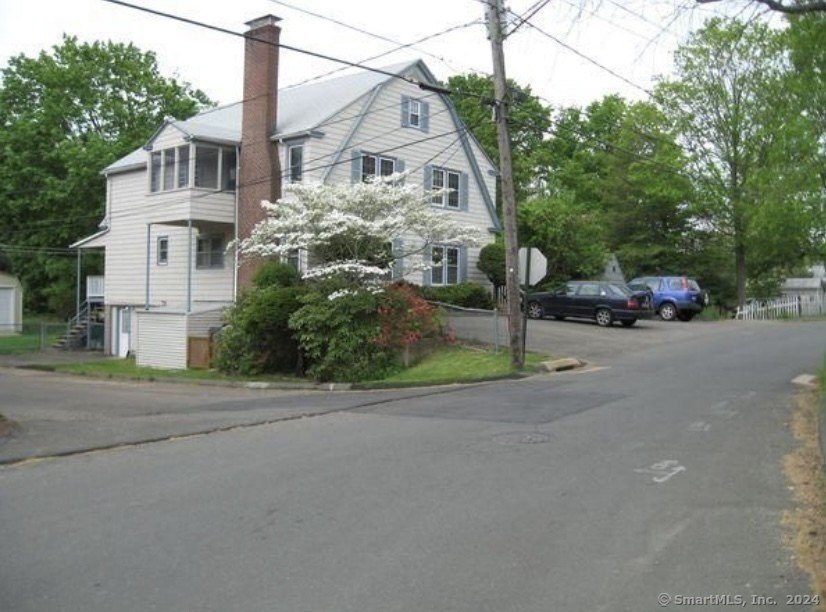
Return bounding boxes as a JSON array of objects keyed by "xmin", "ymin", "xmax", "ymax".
[{"xmin": 0, "ymin": 0, "xmax": 780, "ymax": 110}]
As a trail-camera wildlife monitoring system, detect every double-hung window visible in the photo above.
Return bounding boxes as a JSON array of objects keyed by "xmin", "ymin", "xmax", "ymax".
[
  {"xmin": 361, "ymin": 154, "xmax": 395, "ymax": 182},
  {"xmin": 157, "ymin": 236, "xmax": 169, "ymax": 266},
  {"xmin": 401, "ymin": 96, "xmax": 428, "ymax": 132},
  {"xmin": 288, "ymin": 145, "xmax": 303, "ymax": 183},
  {"xmin": 408, "ymin": 99, "xmax": 421, "ymax": 128},
  {"xmin": 431, "ymin": 168, "xmax": 461, "ymax": 209},
  {"xmin": 196, "ymin": 235, "xmax": 224, "ymax": 269},
  {"xmin": 430, "ymin": 245, "xmax": 460, "ymax": 286}
]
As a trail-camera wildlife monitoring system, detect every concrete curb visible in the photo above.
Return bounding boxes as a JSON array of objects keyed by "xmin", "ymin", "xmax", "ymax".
[{"xmin": 539, "ymin": 358, "xmax": 585, "ymax": 373}]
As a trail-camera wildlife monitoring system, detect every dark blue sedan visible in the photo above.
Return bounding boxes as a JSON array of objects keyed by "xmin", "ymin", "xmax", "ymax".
[{"xmin": 526, "ymin": 281, "xmax": 654, "ymax": 327}]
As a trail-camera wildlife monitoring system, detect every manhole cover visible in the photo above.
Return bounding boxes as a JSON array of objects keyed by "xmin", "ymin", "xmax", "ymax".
[{"xmin": 492, "ymin": 431, "xmax": 551, "ymax": 445}]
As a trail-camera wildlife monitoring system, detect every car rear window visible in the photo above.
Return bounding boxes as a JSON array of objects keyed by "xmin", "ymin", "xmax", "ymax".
[
  {"xmin": 667, "ymin": 278, "xmax": 701, "ymax": 291},
  {"xmin": 607, "ymin": 284, "xmax": 632, "ymax": 297}
]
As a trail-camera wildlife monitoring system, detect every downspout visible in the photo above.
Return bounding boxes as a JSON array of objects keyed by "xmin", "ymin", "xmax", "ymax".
[
  {"xmin": 144, "ymin": 223, "xmax": 151, "ymax": 309},
  {"xmin": 233, "ymin": 145, "xmax": 240, "ymax": 302},
  {"xmin": 75, "ymin": 249, "xmax": 81, "ymax": 318},
  {"xmin": 187, "ymin": 220, "xmax": 193, "ymax": 313}
]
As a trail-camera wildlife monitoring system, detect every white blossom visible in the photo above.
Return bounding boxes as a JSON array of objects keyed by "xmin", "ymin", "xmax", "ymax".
[{"xmin": 235, "ymin": 173, "xmax": 483, "ymax": 286}]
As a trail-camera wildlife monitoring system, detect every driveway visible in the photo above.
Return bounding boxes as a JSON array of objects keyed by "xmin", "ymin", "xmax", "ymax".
[{"xmin": 448, "ymin": 310, "xmax": 744, "ymax": 364}]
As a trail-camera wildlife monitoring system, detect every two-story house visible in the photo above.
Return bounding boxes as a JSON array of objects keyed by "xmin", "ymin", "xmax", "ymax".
[{"xmin": 72, "ymin": 15, "xmax": 500, "ymax": 369}]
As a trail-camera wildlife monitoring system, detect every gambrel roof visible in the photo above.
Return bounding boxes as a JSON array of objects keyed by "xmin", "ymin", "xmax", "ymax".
[{"xmin": 106, "ymin": 60, "xmax": 471, "ymax": 173}]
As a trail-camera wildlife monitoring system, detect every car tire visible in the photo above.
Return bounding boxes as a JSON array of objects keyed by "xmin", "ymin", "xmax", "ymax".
[
  {"xmin": 621, "ymin": 319, "xmax": 637, "ymax": 327},
  {"xmin": 595, "ymin": 308, "xmax": 613, "ymax": 327},
  {"xmin": 527, "ymin": 301, "xmax": 544, "ymax": 319},
  {"xmin": 677, "ymin": 311, "xmax": 695, "ymax": 322},
  {"xmin": 659, "ymin": 302, "xmax": 677, "ymax": 321}
]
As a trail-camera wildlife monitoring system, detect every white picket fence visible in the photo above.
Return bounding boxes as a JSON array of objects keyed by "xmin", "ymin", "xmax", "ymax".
[{"xmin": 735, "ymin": 294, "xmax": 824, "ymax": 320}]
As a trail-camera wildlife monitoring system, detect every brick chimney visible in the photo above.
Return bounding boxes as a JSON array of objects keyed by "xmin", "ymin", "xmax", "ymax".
[{"xmin": 237, "ymin": 15, "xmax": 282, "ymax": 289}]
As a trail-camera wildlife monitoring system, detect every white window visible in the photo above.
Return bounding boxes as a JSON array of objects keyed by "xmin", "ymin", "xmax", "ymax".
[
  {"xmin": 288, "ymin": 145, "xmax": 303, "ymax": 183},
  {"xmin": 431, "ymin": 168, "xmax": 461, "ymax": 209},
  {"xmin": 408, "ymin": 99, "xmax": 421, "ymax": 128},
  {"xmin": 157, "ymin": 236, "xmax": 169, "ymax": 265},
  {"xmin": 361, "ymin": 154, "xmax": 395, "ymax": 182},
  {"xmin": 150, "ymin": 145, "xmax": 192, "ymax": 193},
  {"xmin": 431, "ymin": 245, "xmax": 459, "ymax": 286},
  {"xmin": 192, "ymin": 145, "xmax": 236, "ymax": 191},
  {"xmin": 177, "ymin": 145, "xmax": 190, "ymax": 188},
  {"xmin": 196, "ymin": 235, "xmax": 224, "ymax": 269}
]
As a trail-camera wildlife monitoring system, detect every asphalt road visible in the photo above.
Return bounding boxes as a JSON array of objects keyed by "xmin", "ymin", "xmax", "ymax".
[{"xmin": 0, "ymin": 319, "xmax": 824, "ymax": 611}]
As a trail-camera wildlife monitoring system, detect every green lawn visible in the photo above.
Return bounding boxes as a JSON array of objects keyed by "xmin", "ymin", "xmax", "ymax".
[
  {"xmin": 362, "ymin": 345, "xmax": 549, "ymax": 387},
  {"xmin": 36, "ymin": 344, "xmax": 550, "ymax": 387},
  {"xmin": 40, "ymin": 357, "xmax": 303, "ymax": 383},
  {"xmin": 0, "ymin": 320, "xmax": 64, "ymax": 354}
]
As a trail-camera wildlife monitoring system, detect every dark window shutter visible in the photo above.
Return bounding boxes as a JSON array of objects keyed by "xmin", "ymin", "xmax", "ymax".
[
  {"xmin": 401, "ymin": 95, "xmax": 410, "ymax": 128},
  {"xmin": 423, "ymin": 165, "xmax": 433, "ymax": 196},
  {"xmin": 351, "ymin": 149, "xmax": 362, "ymax": 183},
  {"xmin": 459, "ymin": 172, "xmax": 469, "ymax": 211},
  {"xmin": 422, "ymin": 244, "xmax": 432, "ymax": 286},
  {"xmin": 459, "ymin": 246, "xmax": 468, "ymax": 282},
  {"xmin": 395, "ymin": 158, "xmax": 405, "ymax": 173},
  {"xmin": 420, "ymin": 101, "xmax": 430, "ymax": 133},
  {"xmin": 392, "ymin": 238, "xmax": 404, "ymax": 280}
]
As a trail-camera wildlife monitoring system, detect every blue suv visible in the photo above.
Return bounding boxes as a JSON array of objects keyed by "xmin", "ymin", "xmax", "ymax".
[{"xmin": 627, "ymin": 276, "xmax": 707, "ymax": 321}]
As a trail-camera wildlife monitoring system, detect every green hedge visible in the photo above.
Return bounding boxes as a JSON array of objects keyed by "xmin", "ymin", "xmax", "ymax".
[{"xmin": 421, "ymin": 282, "xmax": 494, "ymax": 310}]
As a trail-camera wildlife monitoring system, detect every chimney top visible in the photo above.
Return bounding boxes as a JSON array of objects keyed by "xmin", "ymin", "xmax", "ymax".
[{"xmin": 245, "ymin": 15, "xmax": 282, "ymax": 31}]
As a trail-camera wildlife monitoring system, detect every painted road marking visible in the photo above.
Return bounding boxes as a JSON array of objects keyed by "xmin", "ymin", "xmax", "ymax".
[{"xmin": 635, "ymin": 460, "xmax": 686, "ymax": 483}]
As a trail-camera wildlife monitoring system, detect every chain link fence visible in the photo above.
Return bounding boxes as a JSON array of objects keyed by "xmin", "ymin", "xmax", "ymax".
[{"xmin": 432, "ymin": 302, "xmax": 512, "ymax": 352}]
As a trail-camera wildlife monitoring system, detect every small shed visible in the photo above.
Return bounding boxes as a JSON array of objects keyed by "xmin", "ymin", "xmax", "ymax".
[
  {"xmin": 780, "ymin": 277, "xmax": 825, "ymax": 317},
  {"xmin": 601, "ymin": 253, "xmax": 626, "ymax": 284},
  {"xmin": 0, "ymin": 272, "xmax": 23, "ymax": 334}
]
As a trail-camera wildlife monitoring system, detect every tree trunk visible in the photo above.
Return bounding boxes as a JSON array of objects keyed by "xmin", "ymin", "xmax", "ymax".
[{"xmin": 735, "ymin": 243, "xmax": 747, "ymax": 307}]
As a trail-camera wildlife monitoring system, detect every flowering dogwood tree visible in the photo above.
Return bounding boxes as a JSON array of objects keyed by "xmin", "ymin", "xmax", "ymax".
[{"xmin": 236, "ymin": 174, "xmax": 483, "ymax": 287}]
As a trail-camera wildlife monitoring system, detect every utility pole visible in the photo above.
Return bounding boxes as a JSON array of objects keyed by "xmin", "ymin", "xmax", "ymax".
[{"xmin": 485, "ymin": 0, "xmax": 524, "ymax": 369}]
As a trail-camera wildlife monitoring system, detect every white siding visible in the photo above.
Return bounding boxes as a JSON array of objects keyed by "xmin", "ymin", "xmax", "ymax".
[
  {"xmin": 135, "ymin": 311, "xmax": 187, "ymax": 370},
  {"xmin": 0, "ymin": 274, "xmax": 23, "ymax": 334},
  {"xmin": 102, "ymin": 170, "xmax": 235, "ymax": 310},
  {"xmin": 302, "ymin": 74, "xmax": 496, "ymax": 285},
  {"xmin": 187, "ymin": 308, "xmax": 226, "ymax": 337}
]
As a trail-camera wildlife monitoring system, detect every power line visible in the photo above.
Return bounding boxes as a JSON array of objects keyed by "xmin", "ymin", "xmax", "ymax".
[
  {"xmin": 283, "ymin": 19, "xmax": 482, "ymax": 90},
  {"xmin": 506, "ymin": 8, "xmax": 654, "ymax": 97},
  {"xmin": 267, "ymin": 0, "xmax": 481, "ymax": 78},
  {"xmin": 506, "ymin": 0, "xmax": 552, "ymax": 36},
  {"xmin": 100, "ymin": 0, "xmax": 494, "ymax": 105}
]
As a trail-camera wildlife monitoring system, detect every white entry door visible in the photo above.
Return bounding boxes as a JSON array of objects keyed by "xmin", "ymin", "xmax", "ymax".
[{"xmin": 116, "ymin": 307, "xmax": 131, "ymax": 357}]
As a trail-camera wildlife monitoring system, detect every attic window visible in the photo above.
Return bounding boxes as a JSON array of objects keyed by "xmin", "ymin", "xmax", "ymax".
[{"xmin": 408, "ymin": 100, "xmax": 421, "ymax": 128}]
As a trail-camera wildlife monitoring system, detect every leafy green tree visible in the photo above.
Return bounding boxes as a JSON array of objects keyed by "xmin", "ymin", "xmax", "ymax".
[
  {"xmin": 447, "ymin": 73, "xmax": 552, "ymax": 205},
  {"xmin": 786, "ymin": 13, "xmax": 826, "ymax": 264},
  {"xmin": 600, "ymin": 101, "xmax": 695, "ymax": 278},
  {"xmin": 656, "ymin": 18, "xmax": 821, "ymax": 304},
  {"xmin": 0, "ymin": 36, "xmax": 211, "ymax": 314},
  {"xmin": 476, "ymin": 239, "xmax": 507, "ymax": 288},
  {"xmin": 518, "ymin": 193, "xmax": 608, "ymax": 287}
]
